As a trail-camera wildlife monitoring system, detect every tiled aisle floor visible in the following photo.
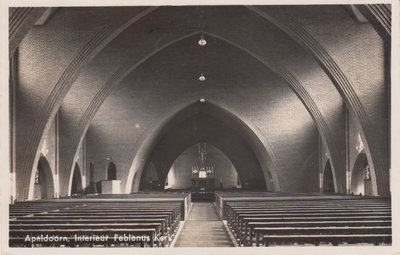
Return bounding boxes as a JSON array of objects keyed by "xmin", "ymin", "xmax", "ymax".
[{"xmin": 174, "ymin": 202, "xmax": 234, "ymax": 247}]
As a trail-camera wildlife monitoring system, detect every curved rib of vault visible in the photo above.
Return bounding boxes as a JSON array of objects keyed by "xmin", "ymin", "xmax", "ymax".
[
  {"xmin": 130, "ymin": 101, "xmax": 273, "ymax": 193},
  {"xmin": 62, "ymin": 31, "xmax": 341, "ymax": 197},
  {"xmin": 18, "ymin": 7, "xmax": 158, "ymax": 201},
  {"xmin": 55, "ymin": 7, "xmax": 346, "ymax": 199},
  {"xmin": 21, "ymin": 6, "xmax": 346, "ymax": 199},
  {"xmin": 248, "ymin": 5, "xmax": 387, "ymax": 195}
]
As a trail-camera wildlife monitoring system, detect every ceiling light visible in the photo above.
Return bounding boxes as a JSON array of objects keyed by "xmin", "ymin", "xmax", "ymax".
[
  {"xmin": 198, "ymin": 35, "xmax": 207, "ymax": 46},
  {"xmin": 199, "ymin": 73, "xmax": 206, "ymax": 81}
]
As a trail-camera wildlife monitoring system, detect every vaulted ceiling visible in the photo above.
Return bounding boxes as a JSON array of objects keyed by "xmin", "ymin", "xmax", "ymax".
[{"xmin": 9, "ymin": 5, "xmax": 391, "ymax": 201}]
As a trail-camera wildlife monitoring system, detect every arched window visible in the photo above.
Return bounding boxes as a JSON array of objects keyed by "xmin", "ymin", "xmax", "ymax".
[{"xmin": 107, "ymin": 162, "xmax": 117, "ymax": 180}]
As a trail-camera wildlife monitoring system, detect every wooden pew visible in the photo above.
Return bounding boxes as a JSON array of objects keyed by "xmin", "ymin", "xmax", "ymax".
[
  {"xmin": 9, "ymin": 202, "xmax": 84, "ymax": 218},
  {"xmin": 261, "ymin": 234, "xmax": 391, "ymax": 246},
  {"xmin": 9, "ymin": 228, "xmax": 157, "ymax": 247},
  {"xmin": 254, "ymin": 226, "xmax": 391, "ymax": 246},
  {"xmin": 11, "ymin": 209, "xmax": 179, "ymax": 244},
  {"xmin": 10, "ymin": 218, "xmax": 169, "ymax": 235},
  {"xmin": 245, "ymin": 220, "xmax": 392, "ymax": 246},
  {"xmin": 233, "ymin": 213, "xmax": 391, "ymax": 241},
  {"xmin": 9, "ymin": 193, "xmax": 190, "ymax": 247},
  {"xmin": 216, "ymin": 192, "xmax": 391, "ymax": 247}
]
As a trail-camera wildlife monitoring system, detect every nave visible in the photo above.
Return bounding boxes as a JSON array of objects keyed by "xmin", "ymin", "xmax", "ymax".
[{"xmin": 6, "ymin": 4, "xmax": 394, "ymax": 252}]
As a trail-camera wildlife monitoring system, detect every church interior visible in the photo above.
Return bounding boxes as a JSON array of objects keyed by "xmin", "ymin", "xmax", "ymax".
[{"xmin": 7, "ymin": 4, "xmax": 392, "ymax": 248}]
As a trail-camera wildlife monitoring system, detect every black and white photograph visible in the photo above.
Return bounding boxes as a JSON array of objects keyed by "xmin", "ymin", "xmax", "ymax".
[{"xmin": 1, "ymin": 0, "xmax": 399, "ymax": 254}]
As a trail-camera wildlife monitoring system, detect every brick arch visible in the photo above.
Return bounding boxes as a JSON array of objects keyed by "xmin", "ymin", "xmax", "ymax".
[
  {"xmin": 14, "ymin": 6, "xmax": 388, "ymax": 201},
  {"xmin": 68, "ymin": 162, "xmax": 83, "ymax": 196},
  {"xmin": 247, "ymin": 6, "xmax": 388, "ymax": 196},
  {"xmin": 14, "ymin": 7, "xmax": 158, "ymax": 201},
  {"xmin": 9, "ymin": 7, "xmax": 48, "ymax": 58},
  {"xmin": 127, "ymin": 101, "xmax": 277, "ymax": 193},
  {"xmin": 55, "ymin": 7, "xmax": 348, "ymax": 198},
  {"xmin": 65, "ymin": 31, "xmax": 343, "ymax": 195},
  {"xmin": 323, "ymin": 159, "xmax": 336, "ymax": 193},
  {"xmin": 42, "ymin": 7, "xmax": 347, "ymax": 198},
  {"xmin": 139, "ymin": 123, "xmax": 264, "ymax": 191},
  {"xmin": 350, "ymin": 151, "xmax": 374, "ymax": 196},
  {"xmin": 29, "ymin": 155, "xmax": 55, "ymax": 200}
]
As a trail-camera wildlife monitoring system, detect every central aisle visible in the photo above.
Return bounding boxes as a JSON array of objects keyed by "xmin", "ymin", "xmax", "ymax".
[{"xmin": 174, "ymin": 202, "xmax": 234, "ymax": 247}]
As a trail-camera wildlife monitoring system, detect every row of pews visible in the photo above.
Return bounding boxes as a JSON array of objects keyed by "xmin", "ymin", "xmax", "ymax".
[
  {"xmin": 9, "ymin": 192, "xmax": 190, "ymax": 247},
  {"xmin": 216, "ymin": 192, "xmax": 391, "ymax": 246}
]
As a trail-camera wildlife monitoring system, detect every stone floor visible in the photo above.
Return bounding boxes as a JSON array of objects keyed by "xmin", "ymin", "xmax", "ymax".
[{"xmin": 174, "ymin": 202, "xmax": 234, "ymax": 247}]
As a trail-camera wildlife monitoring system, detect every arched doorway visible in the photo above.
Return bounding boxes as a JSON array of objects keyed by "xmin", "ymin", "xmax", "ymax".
[
  {"xmin": 323, "ymin": 160, "xmax": 335, "ymax": 193},
  {"xmin": 107, "ymin": 162, "xmax": 117, "ymax": 180},
  {"xmin": 351, "ymin": 152, "xmax": 372, "ymax": 195},
  {"xmin": 33, "ymin": 156, "xmax": 55, "ymax": 199},
  {"xmin": 71, "ymin": 163, "xmax": 83, "ymax": 196}
]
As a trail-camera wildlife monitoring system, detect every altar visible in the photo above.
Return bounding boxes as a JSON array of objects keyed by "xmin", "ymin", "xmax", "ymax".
[
  {"xmin": 191, "ymin": 166, "xmax": 215, "ymax": 191},
  {"xmin": 191, "ymin": 169, "xmax": 215, "ymax": 201},
  {"xmin": 191, "ymin": 176, "xmax": 215, "ymax": 191},
  {"xmin": 190, "ymin": 143, "xmax": 216, "ymax": 201}
]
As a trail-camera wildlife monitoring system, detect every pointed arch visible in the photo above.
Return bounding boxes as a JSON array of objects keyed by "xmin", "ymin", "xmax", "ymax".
[
  {"xmin": 322, "ymin": 159, "xmax": 335, "ymax": 193},
  {"xmin": 31, "ymin": 156, "xmax": 55, "ymax": 200},
  {"xmin": 139, "ymin": 162, "xmax": 160, "ymax": 191},
  {"xmin": 64, "ymin": 30, "xmax": 344, "ymax": 197},
  {"xmin": 15, "ymin": 7, "xmax": 158, "ymax": 201},
  {"xmin": 69, "ymin": 163, "xmax": 83, "ymax": 196},
  {"xmin": 351, "ymin": 151, "xmax": 373, "ymax": 195},
  {"xmin": 107, "ymin": 162, "xmax": 117, "ymax": 180},
  {"xmin": 126, "ymin": 100, "xmax": 279, "ymax": 193},
  {"xmin": 159, "ymin": 142, "xmax": 239, "ymax": 190},
  {"xmin": 247, "ymin": 6, "xmax": 389, "ymax": 196}
]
